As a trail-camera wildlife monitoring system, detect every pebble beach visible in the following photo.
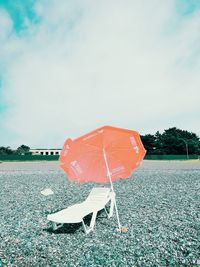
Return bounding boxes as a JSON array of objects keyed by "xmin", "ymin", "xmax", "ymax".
[{"xmin": 0, "ymin": 160, "xmax": 199, "ymax": 266}]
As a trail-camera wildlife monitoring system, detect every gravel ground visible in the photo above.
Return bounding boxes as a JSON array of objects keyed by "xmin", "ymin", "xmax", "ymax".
[{"xmin": 0, "ymin": 160, "xmax": 199, "ymax": 267}]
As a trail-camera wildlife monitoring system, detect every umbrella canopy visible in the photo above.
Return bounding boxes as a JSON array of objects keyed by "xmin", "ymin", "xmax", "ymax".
[{"xmin": 59, "ymin": 125, "xmax": 146, "ymax": 185}]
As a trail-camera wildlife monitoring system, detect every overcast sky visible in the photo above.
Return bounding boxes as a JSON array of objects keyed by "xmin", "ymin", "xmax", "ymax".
[{"xmin": 0, "ymin": 0, "xmax": 200, "ymax": 148}]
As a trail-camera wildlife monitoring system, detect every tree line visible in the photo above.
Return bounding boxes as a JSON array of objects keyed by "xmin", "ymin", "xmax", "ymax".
[
  {"xmin": 0, "ymin": 127, "xmax": 199, "ymax": 156},
  {"xmin": 0, "ymin": 145, "xmax": 30, "ymax": 155},
  {"xmin": 141, "ymin": 127, "xmax": 200, "ymax": 155}
]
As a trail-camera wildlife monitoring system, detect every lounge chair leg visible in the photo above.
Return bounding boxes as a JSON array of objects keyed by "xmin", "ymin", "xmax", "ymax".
[
  {"xmin": 82, "ymin": 220, "xmax": 88, "ymax": 234},
  {"xmin": 82, "ymin": 221, "xmax": 94, "ymax": 234},
  {"xmin": 82, "ymin": 211, "xmax": 97, "ymax": 234},
  {"xmin": 52, "ymin": 222, "xmax": 63, "ymax": 230},
  {"xmin": 104, "ymin": 207, "xmax": 109, "ymax": 217},
  {"xmin": 89, "ymin": 211, "xmax": 97, "ymax": 230},
  {"xmin": 52, "ymin": 222, "xmax": 58, "ymax": 230},
  {"xmin": 108, "ymin": 195, "xmax": 115, "ymax": 218}
]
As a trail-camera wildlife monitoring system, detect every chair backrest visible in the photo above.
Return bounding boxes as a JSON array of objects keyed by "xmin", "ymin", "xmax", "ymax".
[{"xmin": 86, "ymin": 187, "xmax": 111, "ymax": 204}]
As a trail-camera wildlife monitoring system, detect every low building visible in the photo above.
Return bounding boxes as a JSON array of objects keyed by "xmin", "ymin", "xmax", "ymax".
[{"xmin": 30, "ymin": 149, "xmax": 61, "ymax": 156}]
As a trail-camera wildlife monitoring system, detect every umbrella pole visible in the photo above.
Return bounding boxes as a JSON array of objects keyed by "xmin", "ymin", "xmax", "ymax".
[{"xmin": 103, "ymin": 149, "xmax": 121, "ymax": 231}]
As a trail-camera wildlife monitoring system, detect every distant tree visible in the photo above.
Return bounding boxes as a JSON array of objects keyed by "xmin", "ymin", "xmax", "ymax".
[
  {"xmin": 154, "ymin": 131, "xmax": 164, "ymax": 155},
  {"xmin": 161, "ymin": 127, "xmax": 200, "ymax": 155},
  {"xmin": 141, "ymin": 134, "xmax": 156, "ymax": 155},
  {"xmin": 16, "ymin": 145, "xmax": 30, "ymax": 155},
  {"xmin": 141, "ymin": 127, "xmax": 200, "ymax": 155},
  {"xmin": 0, "ymin": 146, "xmax": 14, "ymax": 155}
]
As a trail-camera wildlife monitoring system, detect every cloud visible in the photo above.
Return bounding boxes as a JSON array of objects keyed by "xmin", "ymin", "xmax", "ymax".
[
  {"xmin": 0, "ymin": 0, "xmax": 200, "ymax": 148},
  {"xmin": 0, "ymin": 8, "xmax": 13, "ymax": 41}
]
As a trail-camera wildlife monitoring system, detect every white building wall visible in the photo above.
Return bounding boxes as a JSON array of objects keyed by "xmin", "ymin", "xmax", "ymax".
[{"xmin": 30, "ymin": 149, "xmax": 61, "ymax": 155}]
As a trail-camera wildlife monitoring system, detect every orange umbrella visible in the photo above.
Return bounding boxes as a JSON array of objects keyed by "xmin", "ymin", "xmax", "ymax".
[{"xmin": 59, "ymin": 125, "xmax": 146, "ymax": 229}]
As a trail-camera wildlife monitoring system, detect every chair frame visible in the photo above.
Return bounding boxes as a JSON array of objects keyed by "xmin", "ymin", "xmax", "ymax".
[{"xmin": 48, "ymin": 188, "xmax": 116, "ymax": 234}]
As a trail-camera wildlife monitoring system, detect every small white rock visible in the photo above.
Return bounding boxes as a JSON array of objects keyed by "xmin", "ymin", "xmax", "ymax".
[{"xmin": 41, "ymin": 188, "xmax": 54, "ymax": 196}]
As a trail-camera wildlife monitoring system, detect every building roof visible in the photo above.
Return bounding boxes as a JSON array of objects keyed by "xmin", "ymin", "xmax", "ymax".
[{"xmin": 30, "ymin": 148, "xmax": 62, "ymax": 150}]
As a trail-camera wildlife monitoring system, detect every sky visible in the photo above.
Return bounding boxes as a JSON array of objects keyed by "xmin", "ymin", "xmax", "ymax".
[{"xmin": 0, "ymin": 0, "xmax": 200, "ymax": 148}]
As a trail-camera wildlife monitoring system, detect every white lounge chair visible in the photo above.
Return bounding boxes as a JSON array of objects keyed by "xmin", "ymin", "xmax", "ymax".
[{"xmin": 47, "ymin": 187, "xmax": 116, "ymax": 234}]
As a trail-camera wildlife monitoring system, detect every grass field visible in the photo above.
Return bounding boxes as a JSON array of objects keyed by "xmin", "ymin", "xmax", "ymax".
[{"xmin": 0, "ymin": 161, "xmax": 199, "ymax": 266}]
